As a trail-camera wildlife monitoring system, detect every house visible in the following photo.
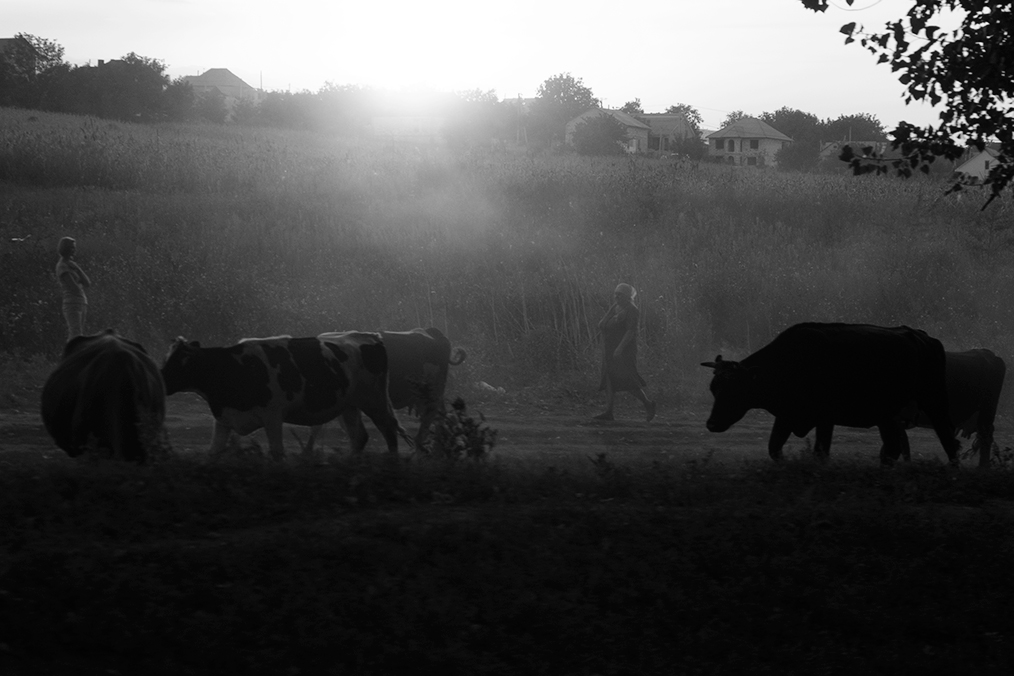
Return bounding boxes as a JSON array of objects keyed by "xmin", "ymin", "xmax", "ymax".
[
  {"xmin": 182, "ymin": 68, "xmax": 260, "ymax": 101},
  {"xmin": 640, "ymin": 113, "xmax": 696, "ymax": 153},
  {"xmin": 565, "ymin": 108, "xmax": 650, "ymax": 153},
  {"xmin": 955, "ymin": 146, "xmax": 1002, "ymax": 182},
  {"xmin": 709, "ymin": 117, "xmax": 792, "ymax": 167},
  {"xmin": 0, "ymin": 36, "xmax": 40, "ymax": 73}
]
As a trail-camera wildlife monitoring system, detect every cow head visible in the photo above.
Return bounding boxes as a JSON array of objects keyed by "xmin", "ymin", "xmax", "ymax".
[
  {"xmin": 701, "ymin": 355, "xmax": 758, "ymax": 433},
  {"xmin": 160, "ymin": 337, "xmax": 201, "ymax": 395}
]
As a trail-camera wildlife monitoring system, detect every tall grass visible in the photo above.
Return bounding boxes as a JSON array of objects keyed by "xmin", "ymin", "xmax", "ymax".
[{"xmin": 2, "ymin": 106, "xmax": 1013, "ymax": 406}]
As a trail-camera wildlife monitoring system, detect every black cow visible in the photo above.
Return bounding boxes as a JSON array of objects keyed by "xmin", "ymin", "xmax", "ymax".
[
  {"xmin": 41, "ymin": 329, "xmax": 168, "ymax": 462},
  {"xmin": 896, "ymin": 349, "xmax": 1006, "ymax": 467},
  {"xmin": 701, "ymin": 323, "xmax": 960, "ymax": 465},
  {"xmin": 307, "ymin": 327, "xmax": 466, "ymax": 451},
  {"xmin": 160, "ymin": 332, "xmax": 405, "ymax": 458}
]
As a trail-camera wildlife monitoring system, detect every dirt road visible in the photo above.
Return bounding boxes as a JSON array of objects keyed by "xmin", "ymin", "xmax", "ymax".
[{"xmin": 2, "ymin": 391, "xmax": 958, "ymax": 466}]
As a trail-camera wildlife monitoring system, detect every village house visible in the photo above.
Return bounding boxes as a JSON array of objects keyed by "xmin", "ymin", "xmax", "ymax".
[
  {"xmin": 565, "ymin": 108, "xmax": 650, "ymax": 153},
  {"xmin": 181, "ymin": 68, "xmax": 261, "ymax": 101},
  {"xmin": 709, "ymin": 117, "xmax": 791, "ymax": 167},
  {"xmin": 0, "ymin": 36, "xmax": 40, "ymax": 73},
  {"xmin": 639, "ymin": 113, "xmax": 696, "ymax": 153},
  {"xmin": 955, "ymin": 145, "xmax": 1002, "ymax": 182}
]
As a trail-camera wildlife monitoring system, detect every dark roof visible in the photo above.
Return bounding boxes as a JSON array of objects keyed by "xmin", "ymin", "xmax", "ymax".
[
  {"xmin": 710, "ymin": 117, "xmax": 792, "ymax": 141},
  {"xmin": 568, "ymin": 108, "xmax": 650, "ymax": 130},
  {"xmin": 182, "ymin": 68, "xmax": 255, "ymax": 90}
]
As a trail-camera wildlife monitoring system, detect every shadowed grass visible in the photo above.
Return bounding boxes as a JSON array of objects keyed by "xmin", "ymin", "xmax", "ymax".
[{"xmin": 2, "ymin": 453, "xmax": 1013, "ymax": 675}]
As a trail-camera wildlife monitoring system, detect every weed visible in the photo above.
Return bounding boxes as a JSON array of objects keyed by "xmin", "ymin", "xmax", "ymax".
[{"xmin": 423, "ymin": 397, "xmax": 497, "ymax": 460}]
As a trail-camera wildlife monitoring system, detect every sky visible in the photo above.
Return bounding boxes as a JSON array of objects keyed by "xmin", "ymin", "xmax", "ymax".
[{"xmin": 7, "ymin": 0, "xmax": 951, "ymax": 132}]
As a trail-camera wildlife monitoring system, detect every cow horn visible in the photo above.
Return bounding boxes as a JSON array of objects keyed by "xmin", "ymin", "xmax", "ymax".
[{"xmin": 700, "ymin": 355, "xmax": 724, "ymax": 369}]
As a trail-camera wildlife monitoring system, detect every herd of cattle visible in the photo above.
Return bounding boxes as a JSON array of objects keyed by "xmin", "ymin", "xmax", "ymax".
[
  {"xmin": 41, "ymin": 327, "xmax": 466, "ymax": 462},
  {"xmin": 39, "ymin": 322, "xmax": 1006, "ymax": 467}
]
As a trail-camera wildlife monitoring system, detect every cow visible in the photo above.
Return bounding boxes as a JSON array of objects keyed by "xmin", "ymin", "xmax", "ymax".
[
  {"xmin": 701, "ymin": 323, "xmax": 960, "ymax": 465},
  {"xmin": 41, "ymin": 329, "xmax": 168, "ymax": 462},
  {"xmin": 306, "ymin": 327, "xmax": 467, "ymax": 451},
  {"xmin": 895, "ymin": 349, "xmax": 1005, "ymax": 467},
  {"xmin": 160, "ymin": 332, "xmax": 405, "ymax": 458}
]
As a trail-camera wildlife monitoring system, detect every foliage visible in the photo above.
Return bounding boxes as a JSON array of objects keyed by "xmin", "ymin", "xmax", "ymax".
[
  {"xmin": 620, "ymin": 98, "xmax": 643, "ymax": 115},
  {"xmin": 423, "ymin": 397, "xmax": 498, "ymax": 459},
  {"xmin": 822, "ymin": 112, "xmax": 887, "ymax": 143},
  {"xmin": 195, "ymin": 89, "xmax": 228, "ymax": 124},
  {"xmin": 666, "ymin": 102, "xmax": 703, "ymax": 131},
  {"xmin": 2, "ymin": 109, "xmax": 1014, "ymax": 400},
  {"xmin": 721, "ymin": 109, "xmax": 749, "ymax": 128},
  {"xmin": 571, "ymin": 112, "xmax": 629, "ymax": 156},
  {"xmin": 529, "ymin": 72, "xmax": 600, "ymax": 147},
  {"xmin": 762, "ymin": 107, "xmax": 822, "ymax": 171},
  {"xmin": 802, "ymin": 0, "xmax": 1014, "ymax": 206}
]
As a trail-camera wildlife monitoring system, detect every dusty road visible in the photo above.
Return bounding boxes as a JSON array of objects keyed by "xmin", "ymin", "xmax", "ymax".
[{"xmin": 1, "ymin": 390, "xmax": 962, "ymax": 466}]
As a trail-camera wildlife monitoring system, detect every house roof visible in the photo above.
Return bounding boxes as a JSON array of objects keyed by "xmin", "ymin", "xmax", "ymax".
[
  {"xmin": 0, "ymin": 36, "xmax": 39, "ymax": 57},
  {"xmin": 569, "ymin": 108, "xmax": 650, "ymax": 130},
  {"xmin": 710, "ymin": 117, "xmax": 792, "ymax": 141},
  {"xmin": 640, "ymin": 113, "xmax": 694, "ymax": 138},
  {"xmin": 182, "ymin": 68, "xmax": 255, "ymax": 90},
  {"xmin": 956, "ymin": 146, "xmax": 1001, "ymax": 172}
]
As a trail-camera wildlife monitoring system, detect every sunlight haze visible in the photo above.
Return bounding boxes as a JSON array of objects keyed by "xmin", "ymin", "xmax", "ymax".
[{"xmin": 8, "ymin": 0, "xmax": 946, "ymax": 130}]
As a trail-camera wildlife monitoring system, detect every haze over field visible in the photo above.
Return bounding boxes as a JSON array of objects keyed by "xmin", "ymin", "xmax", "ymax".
[{"xmin": 8, "ymin": 0, "xmax": 949, "ymax": 130}]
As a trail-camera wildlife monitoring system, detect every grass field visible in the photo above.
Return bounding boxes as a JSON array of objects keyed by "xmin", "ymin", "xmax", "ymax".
[{"xmin": 2, "ymin": 107, "xmax": 1014, "ymax": 674}]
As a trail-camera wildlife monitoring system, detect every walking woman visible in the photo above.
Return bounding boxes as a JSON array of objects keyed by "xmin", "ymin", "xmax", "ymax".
[
  {"xmin": 594, "ymin": 282, "xmax": 656, "ymax": 422},
  {"xmin": 55, "ymin": 236, "xmax": 91, "ymax": 340}
]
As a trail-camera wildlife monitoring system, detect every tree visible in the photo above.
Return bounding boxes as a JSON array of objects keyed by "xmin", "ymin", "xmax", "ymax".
[
  {"xmin": 0, "ymin": 34, "xmax": 64, "ymax": 107},
  {"xmin": 572, "ymin": 113, "xmax": 628, "ymax": 156},
  {"xmin": 822, "ymin": 113, "xmax": 887, "ymax": 143},
  {"xmin": 802, "ymin": 0, "xmax": 1014, "ymax": 205},
  {"xmin": 721, "ymin": 110, "xmax": 748, "ymax": 128},
  {"xmin": 761, "ymin": 107, "xmax": 822, "ymax": 171},
  {"xmin": 93, "ymin": 53, "xmax": 170, "ymax": 121},
  {"xmin": 162, "ymin": 77, "xmax": 195, "ymax": 122},
  {"xmin": 620, "ymin": 98, "xmax": 643, "ymax": 115},
  {"xmin": 529, "ymin": 73, "xmax": 600, "ymax": 146},
  {"xmin": 666, "ymin": 103, "xmax": 703, "ymax": 131}
]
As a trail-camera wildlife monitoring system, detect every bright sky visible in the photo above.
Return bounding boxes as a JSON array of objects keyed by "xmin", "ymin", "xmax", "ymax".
[{"xmin": 8, "ymin": 0, "xmax": 949, "ymax": 131}]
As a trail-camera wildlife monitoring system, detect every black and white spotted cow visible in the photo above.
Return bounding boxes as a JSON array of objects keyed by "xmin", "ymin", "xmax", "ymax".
[
  {"xmin": 308, "ymin": 327, "xmax": 466, "ymax": 450},
  {"xmin": 41, "ymin": 329, "xmax": 168, "ymax": 462},
  {"xmin": 160, "ymin": 332, "xmax": 405, "ymax": 458}
]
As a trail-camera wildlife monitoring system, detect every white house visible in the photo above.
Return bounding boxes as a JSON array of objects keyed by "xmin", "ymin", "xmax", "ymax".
[
  {"xmin": 709, "ymin": 117, "xmax": 792, "ymax": 167},
  {"xmin": 955, "ymin": 146, "xmax": 1002, "ymax": 182}
]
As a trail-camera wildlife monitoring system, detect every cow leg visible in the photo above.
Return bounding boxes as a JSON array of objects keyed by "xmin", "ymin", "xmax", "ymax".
[
  {"xmin": 305, "ymin": 424, "xmax": 324, "ymax": 454},
  {"xmin": 900, "ymin": 429, "xmax": 912, "ymax": 462},
  {"xmin": 210, "ymin": 419, "xmax": 232, "ymax": 455},
  {"xmin": 813, "ymin": 423, "xmax": 833, "ymax": 460},
  {"xmin": 768, "ymin": 418, "xmax": 792, "ymax": 461},
  {"xmin": 975, "ymin": 426, "xmax": 995, "ymax": 469},
  {"xmin": 263, "ymin": 418, "xmax": 287, "ymax": 460},
  {"xmin": 415, "ymin": 399, "xmax": 443, "ymax": 449},
  {"xmin": 877, "ymin": 422, "xmax": 905, "ymax": 466},
  {"xmin": 362, "ymin": 406, "xmax": 402, "ymax": 453},
  {"xmin": 339, "ymin": 409, "xmax": 369, "ymax": 452}
]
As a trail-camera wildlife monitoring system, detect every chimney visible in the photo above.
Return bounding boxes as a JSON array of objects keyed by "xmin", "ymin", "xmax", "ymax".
[{"xmin": 98, "ymin": 59, "xmax": 104, "ymax": 66}]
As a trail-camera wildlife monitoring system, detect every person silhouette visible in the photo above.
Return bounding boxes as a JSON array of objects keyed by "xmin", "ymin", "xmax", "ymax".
[{"xmin": 594, "ymin": 282, "xmax": 655, "ymax": 422}]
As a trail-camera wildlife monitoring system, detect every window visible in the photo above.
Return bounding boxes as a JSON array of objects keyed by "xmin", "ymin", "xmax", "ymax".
[
  {"xmin": 746, "ymin": 156, "xmax": 757, "ymax": 166},
  {"xmin": 750, "ymin": 139, "xmax": 759, "ymax": 150},
  {"xmin": 714, "ymin": 139, "xmax": 724, "ymax": 150}
]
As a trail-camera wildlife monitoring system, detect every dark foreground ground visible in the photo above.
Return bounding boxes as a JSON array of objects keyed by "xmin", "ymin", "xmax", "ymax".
[{"xmin": 2, "ymin": 393, "xmax": 1014, "ymax": 675}]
